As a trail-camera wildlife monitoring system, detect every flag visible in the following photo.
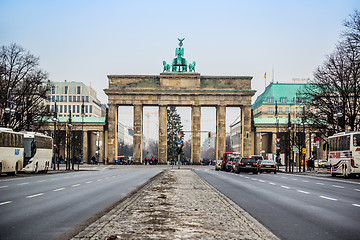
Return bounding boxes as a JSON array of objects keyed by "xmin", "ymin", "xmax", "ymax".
[{"xmin": 264, "ymin": 72, "xmax": 267, "ymax": 79}]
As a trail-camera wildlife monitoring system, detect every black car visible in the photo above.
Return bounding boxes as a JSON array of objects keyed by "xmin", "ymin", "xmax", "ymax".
[{"xmin": 234, "ymin": 157, "xmax": 258, "ymax": 174}]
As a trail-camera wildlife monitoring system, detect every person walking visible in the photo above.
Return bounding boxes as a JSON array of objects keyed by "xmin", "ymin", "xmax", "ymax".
[{"xmin": 91, "ymin": 156, "xmax": 95, "ymax": 165}]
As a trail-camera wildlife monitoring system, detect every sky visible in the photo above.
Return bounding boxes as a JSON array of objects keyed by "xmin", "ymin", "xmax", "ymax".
[{"xmin": 1, "ymin": 0, "xmax": 359, "ymax": 143}]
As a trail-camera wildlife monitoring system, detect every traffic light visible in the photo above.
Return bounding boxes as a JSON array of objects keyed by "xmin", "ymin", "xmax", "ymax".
[
  {"xmin": 246, "ymin": 132, "xmax": 249, "ymax": 138},
  {"xmin": 177, "ymin": 147, "xmax": 182, "ymax": 154},
  {"xmin": 276, "ymin": 149, "xmax": 280, "ymax": 154},
  {"xmin": 208, "ymin": 131, "xmax": 211, "ymax": 138},
  {"xmin": 56, "ymin": 147, "xmax": 59, "ymax": 154}
]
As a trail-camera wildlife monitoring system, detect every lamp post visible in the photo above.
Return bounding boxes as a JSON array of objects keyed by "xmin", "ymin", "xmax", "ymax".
[
  {"xmin": 80, "ymin": 98, "xmax": 84, "ymax": 168},
  {"xmin": 5, "ymin": 87, "xmax": 15, "ymax": 128},
  {"xmin": 275, "ymin": 101, "xmax": 280, "ymax": 166},
  {"xmin": 67, "ymin": 109, "xmax": 72, "ymax": 170},
  {"xmin": 52, "ymin": 101, "xmax": 58, "ymax": 170},
  {"xmin": 287, "ymin": 113, "xmax": 291, "ymax": 173},
  {"xmin": 301, "ymin": 106, "xmax": 307, "ymax": 172},
  {"xmin": 333, "ymin": 93, "xmax": 343, "ymax": 132}
]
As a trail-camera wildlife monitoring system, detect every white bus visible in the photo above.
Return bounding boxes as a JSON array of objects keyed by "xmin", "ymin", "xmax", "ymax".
[
  {"xmin": 0, "ymin": 128, "xmax": 24, "ymax": 175},
  {"xmin": 328, "ymin": 131, "xmax": 360, "ymax": 178},
  {"xmin": 22, "ymin": 132, "xmax": 53, "ymax": 173}
]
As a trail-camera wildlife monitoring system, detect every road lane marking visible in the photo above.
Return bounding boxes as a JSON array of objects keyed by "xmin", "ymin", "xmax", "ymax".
[
  {"xmin": 50, "ymin": 178, "xmax": 57, "ymax": 181},
  {"xmin": 17, "ymin": 182, "xmax": 29, "ymax": 186},
  {"xmin": 320, "ymin": 196, "xmax": 338, "ymax": 201},
  {"xmin": 85, "ymin": 181, "xmax": 93, "ymax": 184},
  {"xmin": 0, "ymin": 186, "xmax": 8, "ymax": 189},
  {"xmin": 269, "ymin": 182, "xmax": 276, "ymax": 185},
  {"xmin": 258, "ymin": 180, "xmax": 265, "ymax": 183},
  {"xmin": 0, "ymin": 201, "xmax": 12, "ymax": 206},
  {"xmin": 26, "ymin": 193, "xmax": 44, "ymax": 199},
  {"xmin": 97, "ymin": 179, "xmax": 103, "ymax": 181},
  {"xmin": 281, "ymin": 177, "xmax": 287, "ymax": 179},
  {"xmin": 251, "ymin": 178, "xmax": 257, "ymax": 181},
  {"xmin": 352, "ymin": 204, "xmax": 360, "ymax": 208},
  {"xmin": 316, "ymin": 182, "xmax": 325, "ymax": 185},
  {"xmin": 37, "ymin": 180, "xmax": 46, "ymax": 183},
  {"xmin": 54, "ymin": 188, "xmax": 65, "ymax": 192},
  {"xmin": 354, "ymin": 189, "xmax": 360, "ymax": 192},
  {"xmin": 297, "ymin": 190, "xmax": 310, "ymax": 194},
  {"xmin": 292, "ymin": 178, "xmax": 298, "ymax": 181},
  {"xmin": 302, "ymin": 180, "xmax": 309, "ymax": 183},
  {"xmin": 332, "ymin": 185, "xmax": 344, "ymax": 189},
  {"xmin": 244, "ymin": 176, "xmax": 250, "ymax": 179},
  {"xmin": 281, "ymin": 186, "xmax": 290, "ymax": 189},
  {"xmin": 72, "ymin": 184, "xmax": 81, "ymax": 187}
]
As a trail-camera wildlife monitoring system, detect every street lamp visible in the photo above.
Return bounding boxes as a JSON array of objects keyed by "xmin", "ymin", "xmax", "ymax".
[
  {"xmin": 287, "ymin": 113, "xmax": 292, "ymax": 173},
  {"xmin": 300, "ymin": 106, "xmax": 308, "ymax": 172},
  {"xmin": 67, "ymin": 109, "xmax": 72, "ymax": 170},
  {"xmin": 52, "ymin": 101, "xmax": 58, "ymax": 170}
]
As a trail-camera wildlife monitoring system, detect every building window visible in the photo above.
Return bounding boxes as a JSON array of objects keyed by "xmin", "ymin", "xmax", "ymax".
[
  {"xmin": 60, "ymin": 105, "xmax": 63, "ymax": 113},
  {"xmin": 64, "ymin": 105, "xmax": 67, "ymax": 113},
  {"xmin": 77, "ymin": 96, "xmax": 80, "ymax": 102},
  {"xmin": 90, "ymin": 105, "xmax": 92, "ymax": 113},
  {"xmin": 64, "ymin": 86, "xmax": 68, "ymax": 94},
  {"xmin": 73, "ymin": 96, "xmax": 76, "ymax": 102},
  {"xmin": 52, "ymin": 96, "xmax": 55, "ymax": 102},
  {"xmin": 64, "ymin": 96, "xmax": 67, "ymax": 102},
  {"xmin": 281, "ymin": 98, "xmax": 287, "ymax": 103},
  {"xmin": 77, "ymin": 105, "xmax": 80, "ymax": 113},
  {"xmin": 69, "ymin": 105, "xmax": 71, "ymax": 113},
  {"xmin": 268, "ymin": 98, "xmax": 273, "ymax": 103},
  {"xmin": 51, "ymin": 105, "xmax": 54, "ymax": 112},
  {"xmin": 69, "ymin": 96, "xmax": 72, "ymax": 102},
  {"xmin": 285, "ymin": 107, "xmax": 289, "ymax": 114},
  {"xmin": 268, "ymin": 107, "xmax": 274, "ymax": 114},
  {"xmin": 279, "ymin": 107, "xmax": 283, "ymax": 113},
  {"xmin": 73, "ymin": 105, "xmax": 76, "ymax": 113},
  {"xmin": 60, "ymin": 96, "xmax": 63, "ymax": 102},
  {"xmin": 56, "ymin": 96, "xmax": 59, "ymax": 102},
  {"xmin": 82, "ymin": 96, "xmax": 84, "ymax": 102},
  {"xmin": 85, "ymin": 105, "xmax": 88, "ymax": 113},
  {"xmin": 77, "ymin": 86, "xmax": 81, "ymax": 94},
  {"xmin": 86, "ymin": 96, "xmax": 89, "ymax": 102},
  {"xmin": 52, "ymin": 86, "xmax": 55, "ymax": 94}
]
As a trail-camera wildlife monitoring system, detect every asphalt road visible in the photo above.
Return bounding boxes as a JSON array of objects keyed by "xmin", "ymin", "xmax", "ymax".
[
  {"xmin": 196, "ymin": 170, "xmax": 360, "ymax": 240},
  {"xmin": 0, "ymin": 168, "xmax": 162, "ymax": 240}
]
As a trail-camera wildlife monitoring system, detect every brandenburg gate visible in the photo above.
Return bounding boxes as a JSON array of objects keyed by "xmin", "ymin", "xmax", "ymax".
[{"xmin": 105, "ymin": 39, "xmax": 256, "ymax": 164}]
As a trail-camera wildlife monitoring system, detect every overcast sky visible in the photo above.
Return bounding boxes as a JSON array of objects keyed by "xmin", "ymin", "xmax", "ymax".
[{"xmin": 1, "ymin": 0, "xmax": 359, "ymax": 142}]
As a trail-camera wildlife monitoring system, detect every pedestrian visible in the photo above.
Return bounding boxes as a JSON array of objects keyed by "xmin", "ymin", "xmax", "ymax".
[
  {"xmin": 91, "ymin": 156, "xmax": 95, "ymax": 165},
  {"xmin": 145, "ymin": 157, "xmax": 148, "ymax": 165}
]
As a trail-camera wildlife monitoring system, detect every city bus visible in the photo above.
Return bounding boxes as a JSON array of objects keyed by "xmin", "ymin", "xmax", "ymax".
[
  {"xmin": 328, "ymin": 131, "xmax": 360, "ymax": 178},
  {"xmin": 22, "ymin": 132, "xmax": 53, "ymax": 173},
  {"xmin": 0, "ymin": 128, "xmax": 24, "ymax": 175}
]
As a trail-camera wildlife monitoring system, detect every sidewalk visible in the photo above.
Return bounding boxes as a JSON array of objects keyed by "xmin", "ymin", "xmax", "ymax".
[
  {"xmin": 278, "ymin": 165, "xmax": 330, "ymax": 176},
  {"xmin": 72, "ymin": 169, "xmax": 279, "ymax": 240}
]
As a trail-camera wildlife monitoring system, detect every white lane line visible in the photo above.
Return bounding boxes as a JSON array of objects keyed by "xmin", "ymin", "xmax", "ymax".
[
  {"xmin": 332, "ymin": 185, "xmax": 344, "ymax": 189},
  {"xmin": 17, "ymin": 182, "xmax": 29, "ymax": 186},
  {"xmin": 316, "ymin": 182, "xmax": 325, "ymax": 185},
  {"xmin": 297, "ymin": 190, "xmax": 310, "ymax": 194},
  {"xmin": 72, "ymin": 184, "xmax": 81, "ymax": 187},
  {"xmin": 26, "ymin": 193, "xmax": 44, "ymax": 199},
  {"xmin": 244, "ymin": 176, "xmax": 250, "ymax": 179},
  {"xmin": 37, "ymin": 180, "xmax": 46, "ymax": 183},
  {"xmin": 281, "ymin": 186, "xmax": 290, "ymax": 189},
  {"xmin": 281, "ymin": 177, "xmax": 287, "ymax": 179},
  {"xmin": 251, "ymin": 178, "xmax": 257, "ymax": 181},
  {"xmin": 352, "ymin": 204, "xmax": 360, "ymax": 208},
  {"xmin": 320, "ymin": 196, "xmax": 338, "ymax": 201},
  {"xmin": 258, "ymin": 180, "xmax": 265, "ymax": 183},
  {"xmin": 54, "ymin": 188, "xmax": 65, "ymax": 192},
  {"xmin": 0, "ymin": 201, "xmax": 12, "ymax": 206},
  {"xmin": 0, "ymin": 186, "xmax": 8, "ymax": 189},
  {"xmin": 302, "ymin": 180, "xmax": 309, "ymax": 183},
  {"xmin": 355, "ymin": 189, "xmax": 360, "ymax": 192},
  {"xmin": 85, "ymin": 181, "xmax": 93, "ymax": 184},
  {"xmin": 50, "ymin": 178, "xmax": 57, "ymax": 181},
  {"xmin": 97, "ymin": 179, "xmax": 103, "ymax": 181},
  {"xmin": 269, "ymin": 182, "xmax": 276, "ymax": 185},
  {"xmin": 292, "ymin": 178, "xmax": 298, "ymax": 181}
]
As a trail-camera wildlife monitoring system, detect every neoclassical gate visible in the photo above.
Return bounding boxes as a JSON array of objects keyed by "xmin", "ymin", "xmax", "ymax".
[{"xmin": 104, "ymin": 40, "xmax": 256, "ymax": 164}]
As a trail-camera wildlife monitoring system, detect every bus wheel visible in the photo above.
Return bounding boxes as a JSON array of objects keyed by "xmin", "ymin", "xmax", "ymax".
[
  {"xmin": 44, "ymin": 162, "xmax": 48, "ymax": 173},
  {"xmin": 343, "ymin": 165, "xmax": 348, "ymax": 179}
]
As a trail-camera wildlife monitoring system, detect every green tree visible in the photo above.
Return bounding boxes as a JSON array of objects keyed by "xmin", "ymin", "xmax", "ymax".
[{"xmin": 167, "ymin": 106, "xmax": 184, "ymax": 161}]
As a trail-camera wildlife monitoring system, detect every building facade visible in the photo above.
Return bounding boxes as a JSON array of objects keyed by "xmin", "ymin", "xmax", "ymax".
[{"xmin": 46, "ymin": 81, "xmax": 106, "ymax": 118}]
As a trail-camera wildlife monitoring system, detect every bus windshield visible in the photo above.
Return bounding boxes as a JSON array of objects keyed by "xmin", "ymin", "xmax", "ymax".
[{"xmin": 354, "ymin": 134, "xmax": 360, "ymax": 147}]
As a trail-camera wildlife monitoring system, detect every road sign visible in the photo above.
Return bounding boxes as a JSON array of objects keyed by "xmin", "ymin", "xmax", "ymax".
[
  {"xmin": 177, "ymin": 140, "xmax": 181, "ymax": 145},
  {"xmin": 177, "ymin": 134, "xmax": 182, "ymax": 140},
  {"xmin": 293, "ymin": 146, "xmax": 299, "ymax": 153},
  {"xmin": 302, "ymin": 148, "xmax": 306, "ymax": 154},
  {"xmin": 276, "ymin": 143, "xmax": 280, "ymax": 148},
  {"xmin": 276, "ymin": 138, "xmax": 280, "ymax": 143}
]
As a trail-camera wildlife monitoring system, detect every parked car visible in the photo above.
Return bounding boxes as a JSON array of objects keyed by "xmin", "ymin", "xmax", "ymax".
[
  {"xmin": 314, "ymin": 160, "xmax": 328, "ymax": 168},
  {"xmin": 258, "ymin": 160, "xmax": 277, "ymax": 174},
  {"xmin": 234, "ymin": 157, "xmax": 258, "ymax": 174},
  {"xmin": 215, "ymin": 160, "xmax": 222, "ymax": 171}
]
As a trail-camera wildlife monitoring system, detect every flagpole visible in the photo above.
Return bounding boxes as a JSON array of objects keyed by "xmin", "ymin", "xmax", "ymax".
[{"xmin": 264, "ymin": 72, "xmax": 267, "ymax": 88}]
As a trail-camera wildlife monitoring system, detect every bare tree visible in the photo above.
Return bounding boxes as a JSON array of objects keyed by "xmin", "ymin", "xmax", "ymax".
[
  {"xmin": 0, "ymin": 43, "xmax": 50, "ymax": 131},
  {"xmin": 305, "ymin": 10, "xmax": 360, "ymax": 138}
]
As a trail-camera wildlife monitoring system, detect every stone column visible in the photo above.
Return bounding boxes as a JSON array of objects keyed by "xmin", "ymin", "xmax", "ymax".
[
  {"xmin": 216, "ymin": 105, "xmax": 226, "ymax": 161},
  {"xmin": 107, "ymin": 104, "xmax": 118, "ymax": 163},
  {"xmin": 191, "ymin": 105, "xmax": 201, "ymax": 164},
  {"xmin": 82, "ymin": 130, "xmax": 88, "ymax": 163},
  {"xmin": 133, "ymin": 104, "xmax": 143, "ymax": 163},
  {"xmin": 271, "ymin": 132, "xmax": 277, "ymax": 156},
  {"xmin": 99, "ymin": 130, "xmax": 104, "ymax": 163},
  {"xmin": 158, "ymin": 105, "xmax": 167, "ymax": 164},
  {"xmin": 241, "ymin": 106, "xmax": 252, "ymax": 157}
]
